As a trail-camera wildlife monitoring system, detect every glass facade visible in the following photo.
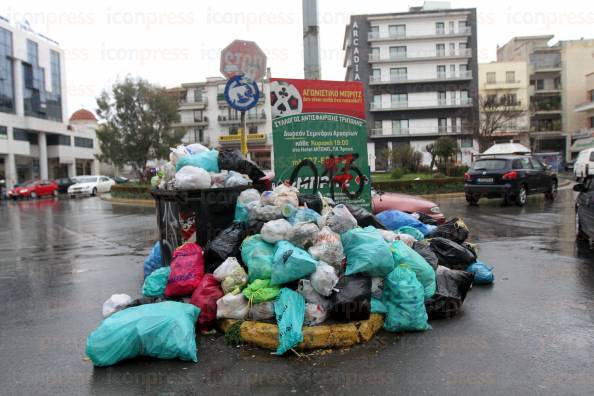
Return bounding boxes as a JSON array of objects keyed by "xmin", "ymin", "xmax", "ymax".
[
  {"xmin": 0, "ymin": 27, "xmax": 14, "ymax": 113},
  {"xmin": 23, "ymin": 40, "xmax": 62, "ymax": 121},
  {"xmin": 74, "ymin": 137, "xmax": 93, "ymax": 148}
]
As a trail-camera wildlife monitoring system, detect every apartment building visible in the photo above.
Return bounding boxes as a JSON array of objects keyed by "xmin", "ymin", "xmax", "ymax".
[
  {"xmin": 343, "ymin": 1, "xmax": 479, "ymax": 170},
  {"xmin": 497, "ymin": 35, "xmax": 594, "ymax": 159},
  {"xmin": 0, "ymin": 17, "xmax": 98, "ymax": 188},
  {"xmin": 170, "ymin": 77, "xmax": 273, "ymax": 170},
  {"xmin": 478, "ymin": 61, "xmax": 531, "ymax": 146},
  {"xmin": 571, "ymin": 72, "xmax": 594, "ymax": 154}
]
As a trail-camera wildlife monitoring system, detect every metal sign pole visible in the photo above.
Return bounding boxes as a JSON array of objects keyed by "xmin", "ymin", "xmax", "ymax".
[{"xmin": 240, "ymin": 110, "xmax": 248, "ymax": 158}]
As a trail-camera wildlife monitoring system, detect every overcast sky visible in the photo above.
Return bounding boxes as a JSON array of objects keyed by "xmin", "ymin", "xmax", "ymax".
[{"xmin": 2, "ymin": 0, "xmax": 593, "ymax": 116}]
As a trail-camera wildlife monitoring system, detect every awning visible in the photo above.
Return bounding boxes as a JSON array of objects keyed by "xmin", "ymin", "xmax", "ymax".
[{"xmin": 570, "ymin": 136, "xmax": 594, "ymax": 152}]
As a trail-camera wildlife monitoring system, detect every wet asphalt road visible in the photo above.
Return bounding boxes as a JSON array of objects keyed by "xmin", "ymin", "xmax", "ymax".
[{"xmin": 1, "ymin": 186, "xmax": 593, "ymax": 396}]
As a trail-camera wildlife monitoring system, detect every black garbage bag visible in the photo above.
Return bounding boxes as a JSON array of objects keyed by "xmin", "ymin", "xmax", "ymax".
[
  {"xmin": 344, "ymin": 203, "xmax": 386, "ymax": 229},
  {"xmin": 299, "ymin": 194, "xmax": 323, "ymax": 214},
  {"xmin": 414, "ymin": 212, "xmax": 439, "ymax": 226},
  {"xmin": 425, "ymin": 266, "xmax": 474, "ymax": 319},
  {"xmin": 330, "ymin": 275, "xmax": 371, "ymax": 321},
  {"xmin": 462, "ymin": 242, "xmax": 479, "ymax": 259},
  {"xmin": 218, "ymin": 149, "xmax": 265, "ymax": 183},
  {"xmin": 429, "ymin": 237, "xmax": 476, "ymax": 270},
  {"xmin": 430, "ymin": 218, "xmax": 469, "ymax": 244},
  {"xmin": 412, "ymin": 241, "xmax": 438, "ymax": 270},
  {"xmin": 204, "ymin": 220, "xmax": 264, "ymax": 272}
]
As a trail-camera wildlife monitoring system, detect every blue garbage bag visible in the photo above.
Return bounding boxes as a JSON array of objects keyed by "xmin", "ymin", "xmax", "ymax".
[
  {"xmin": 466, "ymin": 261, "xmax": 494, "ymax": 284},
  {"xmin": 274, "ymin": 288, "xmax": 305, "ymax": 355},
  {"xmin": 242, "ymin": 235, "xmax": 275, "ymax": 282},
  {"xmin": 271, "ymin": 241, "xmax": 317, "ymax": 285},
  {"xmin": 142, "ymin": 266, "xmax": 170, "ymax": 297},
  {"xmin": 377, "ymin": 210, "xmax": 435, "ymax": 236},
  {"xmin": 144, "ymin": 242, "xmax": 163, "ymax": 279},
  {"xmin": 175, "ymin": 149, "xmax": 219, "ymax": 172},
  {"xmin": 382, "ymin": 265, "xmax": 431, "ymax": 332},
  {"xmin": 86, "ymin": 301, "xmax": 200, "ymax": 366},
  {"xmin": 371, "ymin": 297, "xmax": 387, "ymax": 314},
  {"xmin": 342, "ymin": 226, "xmax": 394, "ymax": 277},
  {"xmin": 391, "ymin": 240, "xmax": 436, "ymax": 299}
]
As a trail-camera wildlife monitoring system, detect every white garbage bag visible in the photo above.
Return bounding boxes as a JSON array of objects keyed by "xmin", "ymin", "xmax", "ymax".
[
  {"xmin": 319, "ymin": 204, "xmax": 357, "ymax": 234},
  {"xmin": 371, "ymin": 277, "xmax": 384, "ymax": 299},
  {"xmin": 225, "ymin": 171, "xmax": 250, "ymax": 187},
  {"xmin": 216, "ymin": 293, "xmax": 249, "ymax": 320},
  {"xmin": 308, "ymin": 226, "xmax": 345, "ymax": 270},
  {"xmin": 310, "ymin": 262, "xmax": 339, "ymax": 297},
  {"xmin": 248, "ymin": 301, "xmax": 275, "ymax": 321},
  {"xmin": 304, "ymin": 303, "xmax": 329, "ymax": 326},
  {"xmin": 102, "ymin": 293, "xmax": 132, "ymax": 318},
  {"xmin": 170, "ymin": 145, "xmax": 189, "ymax": 166},
  {"xmin": 221, "ymin": 266, "xmax": 248, "ymax": 294},
  {"xmin": 174, "ymin": 166, "xmax": 211, "ymax": 189},
  {"xmin": 395, "ymin": 233, "xmax": 416, "ymax": 247},
  {"xmin": 288, "ymin": 222, "xmax": 319, "ymax": 249},
  {"xmin": 378, "ymin": 229, "xmax": 398, "ymax": 243},
  {"xmin": 260, "ymin": 191, "xmax": 277, "ymax": 206},
  {"xmin": 261, "ymin": 219, "xmax": 293, "ymax": 244},
  {"xmin": 238, "ymin": 188, "xmax": 261, "ymax": 205},
  {"xmin": 297, "ymin": 279, "xmax": 331, "ymax": 310},
  {"xmin": 209, "ymin": 171, "xmax": 229, "ymax": 188},
  {"xmin": 186, "ymin": 143, "xmax": 208, "ymax": 155},
  {"xmin": 273, "ymin": 184, "xmax": 299, "ymax": 207},
  {"xmin": 213, "ymin": 257, "xmax": 242, "ymax": 281}
]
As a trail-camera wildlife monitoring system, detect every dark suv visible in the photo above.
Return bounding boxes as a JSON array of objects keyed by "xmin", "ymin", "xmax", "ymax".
[{"xmin": 464, "ymin": 155, "xmax": 558, "ymax": 206}]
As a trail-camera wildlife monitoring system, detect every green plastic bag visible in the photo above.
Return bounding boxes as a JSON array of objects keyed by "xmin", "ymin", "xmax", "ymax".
[
  {"xmin": 274, "ymin": 288, "xmax": 305, "ymax": 355},
  {"xmin": 397, "ymin": 226, "xmax": 425, "ymax": 241},
  {"xmin": 271, "ymin": 241, "xmax": 317, "ymax": 286},
  {"xmin": 142, "ymin": 266, "xmax": 171, "ymax": 297},
  {"xmin": 371, "ymin": 297, "xmax": 387, "ymax": 314},
  {"xmin": 86, "ymin": 301, "xmax": 200, "ymax": 366},
  {"xmin": 342, "ymin": 226, "xmax": 394, "ymax": 277},
  {"xmin": 382, "ymin": 265, "xmax": 431, "ymax": 332},
  {"xmin": 243, "ymin": 279, "xmax": 280, "ymax": 304},
  {"xmin": 241, "ymin": 235, "xmax": 275, "ymax": 282},
  {"xmin": 392, "ymin": 240, "xmax": 436, "ymax": 299},
  {"xmin": 175, "ymin": 149, "xmax": 219, "ymax": 172}
]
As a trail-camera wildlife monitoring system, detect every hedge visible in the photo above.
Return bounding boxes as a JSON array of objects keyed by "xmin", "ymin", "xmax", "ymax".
[
  {"xmin": 110, "ymin": 183, "xmax": 152, "ymax": 200},
  {"xmin": 372, "ymin": 177, "xmax": 464, "ymax": 195}
]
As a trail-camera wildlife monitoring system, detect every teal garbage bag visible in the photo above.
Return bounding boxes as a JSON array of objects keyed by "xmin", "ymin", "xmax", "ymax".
[
  {"xmin": 241, "ymin": 235, "xmax": 275, "ymax": 281},
  {"xmin": 86, "ymin": 301, "xmax": 200, "ymax": 366},
  {"xmin": 142, "ymin": 266, "xmax": 171, "ymax": 297},
  {"xmin": 143, "ymin": 241, "xmax": 163, "ymax": 279},
  {"xmin": 234, "ymin": 201, "xmax": 249, "ymax": 223},
  {"xmin": 466, "ymin": 261, "xmax": 494, "ymax": 284},
  {"xmin": 175, "ymin": 149, "xmax": 219, "ymax": 172},
  {"xmin": 271, "ymin": 241, "xmax": 317, "ymax": 285},
  {"xmin": 274, "ymin": 288, "xmax": 305, "ymax": 355},
  {"xmin": 382, "ymin": 265, "xmax": 431, "ymax": 332},
  {"xmin": 288, "ymin": 208, "xmax": 321, "ymax": 225},
  {"xmin": 391, "ymin": 240, "xmax": 436, "ymax": 299},
  {"xmin": 397, "ymin": 226, "xmax": 425, "ymax": 241},
  {"xmin": 342, "ymin": 226, "xmax": 394, "ymax": 277},
  {"xmin": 371, "ymin": 297, "xmax": 387, "ymax": 314}
]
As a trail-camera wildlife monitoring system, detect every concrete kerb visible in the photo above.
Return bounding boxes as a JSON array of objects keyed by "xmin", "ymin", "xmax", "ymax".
[
  {"xmin": 100, "ymin": 194, "xmax": 155, "ymax": 207},
  {"xmin": 218, "ymin": 314, "xmax": 384, "ymax": 351}
]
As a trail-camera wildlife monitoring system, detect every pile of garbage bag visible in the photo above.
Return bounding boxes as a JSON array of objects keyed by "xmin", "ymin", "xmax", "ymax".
[
  {"xmin": 151, "ymin": 143, "xmax": 266, "ymax": 191},
  {"xmin": 87, "ymin": 184, "xmax": 495, "ymax": 365}
]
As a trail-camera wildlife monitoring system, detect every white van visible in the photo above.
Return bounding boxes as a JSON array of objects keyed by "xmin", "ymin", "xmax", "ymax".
[{"xmin": 574, "ymin": 148, "xmax": 594, "ymax": 181}]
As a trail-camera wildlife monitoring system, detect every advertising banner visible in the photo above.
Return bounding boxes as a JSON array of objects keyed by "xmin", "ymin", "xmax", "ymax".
[{"xmin": 270, "ymin": 78, "xmax": 371, "ymax": 209}]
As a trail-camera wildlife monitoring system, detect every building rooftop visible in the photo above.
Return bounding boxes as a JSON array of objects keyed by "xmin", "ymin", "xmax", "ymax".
[{"xmin": 69, "ymin": 109, "xmax": 96, "ymax": 122}]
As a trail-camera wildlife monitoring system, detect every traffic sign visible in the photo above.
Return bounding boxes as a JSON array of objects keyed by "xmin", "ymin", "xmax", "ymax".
[
  {"xmin": 224, "ymin": 75, "xmax": 260, "ymax": 111},
  {"xmin": 220, "ymin": 40, "xmax": 267, "ymax": 82}
]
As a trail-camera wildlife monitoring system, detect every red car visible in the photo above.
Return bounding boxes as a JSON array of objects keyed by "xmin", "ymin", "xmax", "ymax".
[
  {"xmin": 7, "ymin": 180, "xmax": 59, "ymax": 200},
  {"xmin": 372, "ymin": 189, "xmax": 445, "ymax": 224}
]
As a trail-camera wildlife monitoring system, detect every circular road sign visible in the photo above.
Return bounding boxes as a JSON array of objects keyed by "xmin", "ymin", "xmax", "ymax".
[{"xmin": 224, "ymin": 75, "xmax": 260, "ymax": 111}]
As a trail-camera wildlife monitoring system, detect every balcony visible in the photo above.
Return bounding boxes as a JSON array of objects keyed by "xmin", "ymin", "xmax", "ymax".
[
  {"xmin": 369, "ymin": 71, "xmax": 472, "ymax": 85},
  {"xmin": 179, "ymin": 97, "xmax": 208, "ymax": 109},
  {"xmin": 575, "ymin": 100, "xmax": 594, "ymax": 113},
  {"xmin": 218, "ymin": 113, "xmax": 267, "ymax": 125},
  {"xmin": 369, "ymin": 125, "xmax": 467, "ymax": 138},
  {"xmin": 483, "ymin": 80, "xmax": 523, "ymax": 89},
  {"xmin": 368, "ymin": 48, "xmax": 471, "ymax": 63},
  {"xmin": 367, "ymin": 26, "xmax": 471, "ymax": 41},
  {"xmin": 531, "ymin": 121, "xmax": 562, "ymax": 132},
  {"xmin": 174, "ymin": 116, "xmax": 209, "ymax": 128},
  {"xmin": 370, "ymin": 98, "xmax": 473, "ymax": 112},
  {"xmin": 533, "ymin": 87, "xmax": 562, "ymax": 95}
]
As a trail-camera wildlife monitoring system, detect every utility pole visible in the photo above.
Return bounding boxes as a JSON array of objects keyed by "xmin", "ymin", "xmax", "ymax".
[{"xmin": 302, "ymin": 0, "xmax": 321, "ymax": 79}]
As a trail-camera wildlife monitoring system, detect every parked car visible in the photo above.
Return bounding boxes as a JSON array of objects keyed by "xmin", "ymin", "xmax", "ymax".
[
  {"xmin": 574, "ymin": 177, "xmax": 594, "ymax": 243},
  {"xmin": 371, "ymin": 189, "xmax": 445, "ymax": 224},
  {"xmin": 54, "ymin": 177, "xmax": 75, "ymax": 194},
  {"xmin": 464, "ymin": 155, "xmax": 558, "ymax": 206},
  {"xmin": 68, "ymin": 175, "xmax": 115, "ymax": 198},
  {"xmin": 7, "ymin": 180, "xmax": 59, "ymax": 199},
  {"xmin": 114, "ymin": 176, "xmax": 130, "ymax": 184},
  {"xmin": 573, "ymin": 148, "xmax": 594, "ymax": 181}
]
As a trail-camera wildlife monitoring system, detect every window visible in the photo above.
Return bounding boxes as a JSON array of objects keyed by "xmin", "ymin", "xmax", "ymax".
[
  {"xmin": 391, "ymin": 93, "xmax": 407, "ymax": 107},
  {"xmin": 436, "ymin": 44, "xmax": 445, "ymax": 56},
  {"xmin": 502, "ymin": 93, "xmax": 517, "ymax": 105},
  {"xmin": 449, "ymin": 43, "xmax": 456, "ymax": 56},
  {"xmin": 486, "ymin": 94, "xmax": 497, "ymax": 105},
  {"xmin": 74, "ymin": 137, "xmax": 93, "ymax": 148},
  {"xmin": 370, "ymin": 47, "xmax": 380, "ymax": 59},
  {"xmin": 461, "ymin": 136, "xmax": 473, "ymax": 148},
  {"xmin": 472, "ymin": 159, "xmax": 508, "ymax": 170},
  {"xmin": 392, "ymin": 120, "xmax": 409, "ymax": 135},
  {"xmin": 248, "ymin": 125, "xmax": 258, "ymax": 134},
  {"xmin": 388, "ymin": 24, "xmax": 405, "ymax": 38},
  {"xmin": 459, "ymin": 63, "xmax": 469, "ymax": 77},
  {"xmin": 229, "ymin": 126, "xmax": 239, "ymax": 135},
  {"xmin": 0, "ymin": 125, "xmax": 6, "ymax": 139},
  {"xmin": 437, "ymin": 91, "xmax": 447, "ymax": 105},
  {"xmin": 486, "ymin": 72, "xmax": 496, "ymax": 83},
  {"xmin": 369, "ymin": 25, "xmax": 379, "ymax": 38},
  {"xmin": 438, "ymin": 117, "xmax": 448, "ymax": 133},
  {"xmin": 589, "ymin": 116, "xmax": 594, "ymax": 128},
  {"xmin": 27, "ymin": 40, "xmax": 39, "ymax": 63},
  {"xmin": 536, "ymin": 79, "xmax": 544, "ymax": 90},
  {"xmin": 448, "ymin": 21, "xmax": 455, "ymax": 33},
  {"xmin": 0, "ymin": 27, "xmax": 15, "ymax": 113},
  {"xmin": 193, "ymin": 110, "xmax": 203, "ymax": 122},
  {"xmin": 373, "ymin": 120, "xmax": 382, "ymax": 134},
  {"xmin": 530, "ymin": 158, "xmax": 545, "ymax": 171},
  {"xmin": 371, "ymin": 68, "xmax": 381, "ymax": 81},
  {"xmin": 436, "ymin": 22, "xmax": 445, "ymax": 34},
  {"xmin": 450, "ymin": 64, "xmax": 456, "ymax": 77},
  {"xmin": 46, "ymin": 134, "xmax": 71, "ymax": 146},
  {"xmin": 390, "ymin": 67, "xmax": 406, "ymax": 81},
  {"xmin": 193, "ymin": 89, "xmax": 203, "ymax": 102},
  {"xmin": 520, "ymin": 158, "xmax": 533, "ymax": 169},
  {"xmin": 506, "ymin": 71, "xmax": 515, "ymax": 83},
  {"xmin": 13, "ymin": 128, "xmax": 30, "ymax": 142},
  {"xmin": 437, "ymin": 65, "xmax": 446, "ymax": 78},
  {"xmin": 590, "ymin": 90, "xmax": 594, "ymax": 102},
  {"xmin": 389, "ymin": 46, "xmax": 406, "ymax": 59},
  {"xmin": 459, "ymin": 42, "xmax": 468, "ymax": 55},
  {"xmin": 458, "ymin": 20, "xmax": 468, "ymax": 33},
  {"xmin": 372, "ymin": 94, "xmax": 381, "ymax": 109}
]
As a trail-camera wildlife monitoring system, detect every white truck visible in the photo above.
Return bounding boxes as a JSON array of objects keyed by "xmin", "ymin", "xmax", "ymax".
[{"xmin": 574, "ymin": 148, "xmax": 594, "ymax": 181}]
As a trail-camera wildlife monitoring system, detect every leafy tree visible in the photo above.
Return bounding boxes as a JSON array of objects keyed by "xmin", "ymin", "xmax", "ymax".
[
  {"xmin": 95, "ymin": 77, "xmax": 185, "ymax": 179},
  {"xmin": 434, "ymin": 137, "xmax": 460, "ymax": 175},
  {"xmin": 425, "ymin": 143, "xmax": 437, "ymax": 170}
]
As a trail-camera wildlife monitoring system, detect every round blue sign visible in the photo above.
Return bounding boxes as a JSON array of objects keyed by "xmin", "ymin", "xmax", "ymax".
[{"xmin": 224, "ymin": 75, "xmax": 260, "ymax": 111}]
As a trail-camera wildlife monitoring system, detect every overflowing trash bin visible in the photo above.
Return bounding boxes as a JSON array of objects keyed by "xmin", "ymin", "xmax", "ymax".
[{"xmin": 86, "ymin": 143, "xmax": 495, "ymax": 366}]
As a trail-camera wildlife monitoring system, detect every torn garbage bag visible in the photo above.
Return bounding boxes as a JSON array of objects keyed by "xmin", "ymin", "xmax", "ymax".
[
  {"xmin": 304, "ymin": 303, "xmax": 329, "ymax": 326},
  {"xmin": 142, "ymin": 266, "xmax": 171, "ymax": 297},
  {"xmin": 330, "ymin": 275, "xmax": 371, "ymax": 321},
  {"xmin": 274, "ymin": 288, "xmax": 305, "ymax": 355},
  {"xmin": 382, "ymin": 266, "xmax": 431, "ymax": 332},
  {"xmin": 425, "ymin": 266, "xmax": 474, "ymax": 319},
  {"xmin": 86, "ymin": 301, "xmax": 200, "ymax": 366},
  {"xmin": 271, "ymin": 241, "xmax": 317, "ymax": 285},
  {"xmin": 429, "ymin": 237, "xmax": 476, "ymax": 270},
  {"xmin": 190, "ymin": 274, "xmax": 224, "ymax": 331},
  {"xmin": 342, "ymin": 226, "xmax": 394, "ymax": 277},
  {"xmin": 391, "ymin": 240, "xmax": 436, "ymax": 299},
  {"xmin": 164, "ymin": 243, "xmax": 205, "ymax": 298},
  {"xmin": 466, "ymin": 261, "xmax": 494, "ymax": 284},
  {"xmin": 308, "ymin": 226, "xmax": 345, "ymax": 271},
  {"xmin": 143, "ymin": 241, "xmax": 163, "ymax": 279},
  {"xmin": 241, "ymin": 235, "xmax": 275, "ymax": 282}
]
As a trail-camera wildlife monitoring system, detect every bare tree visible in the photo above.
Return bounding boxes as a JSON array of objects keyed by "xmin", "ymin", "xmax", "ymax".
[{"xmin": 475, "ymin": 94, "xmax": 529, "ymax": 152}]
